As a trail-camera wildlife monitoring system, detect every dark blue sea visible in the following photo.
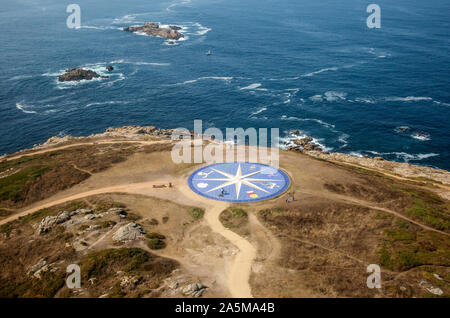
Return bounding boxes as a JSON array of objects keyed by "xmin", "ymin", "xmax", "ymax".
[{"xmin": 1, "ymin": 0, "xmax": 449, "ymax": 169}]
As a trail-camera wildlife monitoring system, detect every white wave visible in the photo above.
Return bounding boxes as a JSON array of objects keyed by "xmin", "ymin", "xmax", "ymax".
[
  {"xmin": 302, "ymin": 67, "xmax": 338, "ymax": 77},
  {"xmin": 86, "ymin": 101, "xmax": 132, "ymax": 108},
  {"xmin": 166, "ymin": 0, "xmax": 192, "ymax": 12},
  {"xmin": 16, "ymin": 103, "xmax": 37, "ymax": 114},
  {"xmin": 80, "ymin": 25, "xmax": 121, "ymax": 31},
  {"xmin": 411, "ymin": 132, "xmax": 431, "ymax": 141},
  {"xmin": 8, "ymin": 75, "xmax": 33, "ymax": 81},
  {"xmin": 349, "ymin": 151, "xmax": 364, "ymax": 158},
  {"xmin": 192, "ymin": 22, "xmax": 212, "ymax": 35},
  {"xmin": 309, "ymin": 95, "xmax": 323, "ymax": 102},
  {"xmin": 324, "ymin": 91, "xmax": 347, "ymax": 102},
  {"xmin": 250, "ymin": 107, "xmax": 267, "ymax": 116},
  {"xmin": 240, "ymin": 83, "xmax": 262, "ymax": 90},
  {"xmin": 366, "ymin": 151, "xmax": 438, "ymax": 162},
  {"xmin": 385, "ymin": 96, "xmax": 433, "ymax": 102},
  {"xmin": 354, "ymin": 97, "xmax": 376, "ymax": 104},
  {"xmin": 170, "ymin": 76, "xmax": 233, "ymax": 86},
  {"xmin": 109, "ymin": 59, "xmax": 170, "ymax": 66},
  {"xmin": 112, "ymin": 12, "xmax": 152, "ymax": 24},
  {"xmin": 338, "ymin": 133, "xmax": 349, "ymax": 147},
  {"xmin": 280, "ymin": 116, "xmax": 336, "ymax": 129},
  {"xmin": 433, "ymin": 100, "xmax": 450, "ymax": 107}
]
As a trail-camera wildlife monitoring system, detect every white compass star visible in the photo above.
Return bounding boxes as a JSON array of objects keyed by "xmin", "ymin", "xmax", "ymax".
[{"xmin": 200, "ymin": 164, "xmax": 283, "ymax": 199}]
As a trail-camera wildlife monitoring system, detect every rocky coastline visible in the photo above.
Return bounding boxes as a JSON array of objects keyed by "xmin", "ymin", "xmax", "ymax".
[
  {"xmin": 1, "ymin": 126, "xmax": 449, "ymax": 186},
  {"xmin": 123, "ymin": 22, "xmax": 184, "ymax": 40}
]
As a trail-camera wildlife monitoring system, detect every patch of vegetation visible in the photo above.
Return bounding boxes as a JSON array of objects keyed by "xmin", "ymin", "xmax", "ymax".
[
  {"xmin": 0, "ymin": 165, "xmax": 52, "ymax": 202},
  {"xmin": 220, "ymin": 207, "xmax": 249, "ymax": 236},
  {"xmin": 387, "ymin": 185, "xmax": 450, "ymax": 231},
  {"xmin": 93, "ymin": 200, "xmax": 126, "ymax": 213},
  {"xmin": 259, "ymin": 207, "xmax": 285, "ymax": 218},
  {"xmin": 405, "ymin": 200, "xmax": 450, "ymax": 231},
  {"xmin": 0, "ymin": 270, "xmax": 66, "ymax": 298},
  {"xmin": 229, "ymin": 208, "xmax": 247, "ymax": 218},
  {"xmin": 97, "ymin": 220, "xmax": 117, "ymax": 228},
  {"xmin": 0, "ymin": 201, "xmax": 87, "ymax": 238},
  {"xmin": 189, "ymin": 207, "xmax": 205, "ymax": 221},
  {"xmin": 147, "ymin": 238, "xmax": 166, "ymax": 250},
  {"xmin": 80, "ymin": 248, "xmax": 150, "ymax": 280},
  {"xmin": 146, "ymin": 232, "xmax": 167, "ymax": 250},
  {"xmin": 145, "ymin": 232, "xmax": 166, "ymax": 240},
  {"xmin": 0, "ymin": 209, "xmax": 13, "ymax": 218},
  {"xmin": 56, "ymin": 231, "xmax": 74, "ymax": 242},
  {"xmin": 378, "ymin": 219, "xmax": 450, "ymax": 271},
  {"xmin": 78, "ymin": 225, "xmax": 89, "ymax": 231}
]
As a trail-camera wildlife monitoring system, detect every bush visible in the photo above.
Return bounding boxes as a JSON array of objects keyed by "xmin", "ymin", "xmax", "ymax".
[
  {"xmin": 97, "ymin": 220, "xmax": 117, "ymax": 228},
  {"xmin": 230, "ymin": 208, "xmax": 247, "ymax": 218},
  {"xmin": 189, "ymin": 207, "xmax": 205, "ymax": 220},
  {"xmin": 147, "ymin": 238, "xmax": 166, "ymax": 250},
  {"xmin": 145, "ymin": 232, "xmax": 166, "ymax": 240}
]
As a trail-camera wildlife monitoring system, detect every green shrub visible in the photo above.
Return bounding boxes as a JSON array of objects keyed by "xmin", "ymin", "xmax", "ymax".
[
  {"xmin": 0, "ymin": 165, "xmax": 51, "ymax": 202},
  {"xmin": 189, "ymin": 207, "xmax": 205, "ymax": 220},
  {"xmin": 147, "ymin": 238, "xmax": 166, "ymax": 250},
  {"xmin": 97, "ymin": 220, "xmax": 117, "ymax": 228},
  {"xmin": 145, "ymin": 232, "xmax": 166, "ymax": 240},
  {"xmin": 230, "ymin": 208, "xmax": 247, "ymax": 218}
]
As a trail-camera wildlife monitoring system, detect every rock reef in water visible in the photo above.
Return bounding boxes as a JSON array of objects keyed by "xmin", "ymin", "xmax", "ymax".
[
  {"xmin": 123, "ymin": 22, "xmax": 184, "ymax": 40},
  {"xmin": 58, "ymin": 68, "xmax": 108, "ymax": 82}
]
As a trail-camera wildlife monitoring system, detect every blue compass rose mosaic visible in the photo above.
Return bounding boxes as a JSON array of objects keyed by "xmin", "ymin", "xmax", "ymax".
[{"xmin": 188, "ymin": 162, "xmax": 290, "ymax": 203}]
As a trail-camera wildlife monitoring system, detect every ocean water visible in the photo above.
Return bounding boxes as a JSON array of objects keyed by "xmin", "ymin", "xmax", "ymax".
[{"xmin": 0, "ymin": 0, "xmax": 449, "ymax": 169}]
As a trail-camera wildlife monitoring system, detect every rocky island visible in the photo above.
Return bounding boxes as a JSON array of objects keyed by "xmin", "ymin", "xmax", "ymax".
[
  {"xmin": 123, "ymin": 22, "xmax": 184, "ymax": 40},
  {"xmin": 58, "ymin": 68, "xmax": 108, "ymax": 82}
]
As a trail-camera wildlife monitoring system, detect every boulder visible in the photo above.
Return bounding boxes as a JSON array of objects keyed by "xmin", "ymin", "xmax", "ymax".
[
  {"xmin": 182, "ymin": 283, "xmax": 207, "ymax": 297},
  {"xmin": 112, "ymin": 223, "xmax": 145, "ymax": 242},
  {"xmin": 35, "ymin": 211, "xmax": 71, "ymax": 234}
]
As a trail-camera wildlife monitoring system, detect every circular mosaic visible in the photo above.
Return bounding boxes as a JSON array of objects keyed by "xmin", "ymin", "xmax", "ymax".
[{"xmin": 188, "ymin": 162, "xmax": 290, "ymax": 203}]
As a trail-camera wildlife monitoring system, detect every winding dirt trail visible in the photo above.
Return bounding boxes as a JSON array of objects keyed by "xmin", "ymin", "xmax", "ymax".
[
  {"xmin": 0, "ymin": 179, "xmax": 258, "ymax": 298},
  {"xmin": 203, "ymin": 203, "xmax": 256, "ymax": 298}
]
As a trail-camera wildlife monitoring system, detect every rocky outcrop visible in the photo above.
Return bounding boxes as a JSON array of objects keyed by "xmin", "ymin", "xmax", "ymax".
[
  {"xmin": 123, "ymin": 22, "xmax": 184, "ymax": 40},
  {"xmin": 58, "ymin": 68, "xmax": 108, "ymax": 82},
  {"xmin": 34, "ymin": 211, "xmax": 71, "ymax": 234},
  {"xmin": 284, "ymin": 135, "xmax": 322, "ymax": 152},
  {"xmin": 182, "ymin": 283, "xmax": 208, "ymax": 297},
  {"xmin": 112, "ymin": 223, "xmax": 145, "ymax": 242}
]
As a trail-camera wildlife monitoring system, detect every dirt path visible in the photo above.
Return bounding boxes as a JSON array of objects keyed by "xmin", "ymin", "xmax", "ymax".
[
  {"xmin": 0, "ymin": 181, "xmax": 167, "ymax": 226},
  {"xmin": 0, "ymin": 179, "xmax": 258, "ymax": 298},
  {"xmin": 203, "ymin": 203, "xmax": 256, "ymax": 298}
]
